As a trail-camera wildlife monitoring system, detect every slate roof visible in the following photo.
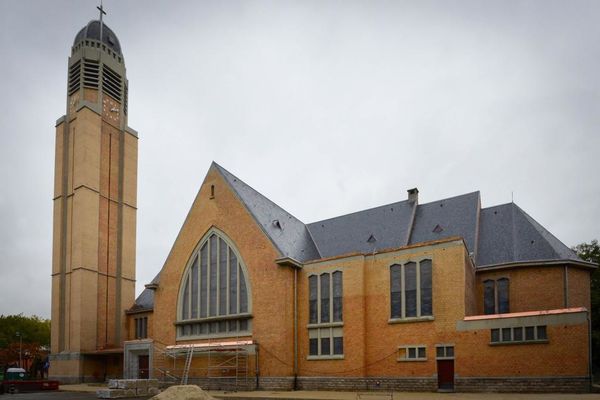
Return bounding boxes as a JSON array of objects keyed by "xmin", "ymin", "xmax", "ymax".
[
  {"xmin": 408, "ymin": 192, "xmax": 480, "ymax": 253},
  {"xmin": 213, "ymin": 163, "xmax": 321, "ymax": 262},
  {"xmin": 307, "ymin": 200, "xmax": 416, "ymax": 258},
  {"xmin": 74, "ymin": 20, "xmax": 122, "ymax": 56},
  {"xmin": 132, "ymin": 163, "xmax": 587, "ymax": 311},
  {"xmin": 476, "ymin": 203, "xmax": 580, "ymax": 266}
]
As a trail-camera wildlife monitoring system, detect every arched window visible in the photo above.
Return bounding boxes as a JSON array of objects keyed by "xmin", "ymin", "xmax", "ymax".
[{"xmin": 177, "ymin": 229, "xmax": 251, "ymax": 339}]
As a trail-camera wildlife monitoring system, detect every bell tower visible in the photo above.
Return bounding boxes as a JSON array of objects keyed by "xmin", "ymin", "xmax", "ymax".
[{"xmin": 50, "ymin": 7, "xmax": 138, "ymax": 382}]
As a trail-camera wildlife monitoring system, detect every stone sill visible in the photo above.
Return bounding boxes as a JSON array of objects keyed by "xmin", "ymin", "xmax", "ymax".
[
  {"xmin": 307, "ymin": 355, "xmax": 345, "ymax": 361},
  {"xmin": 389, "ymin": 316, "xmax": 435, "ymax": 324},
  {"xmin": 489, "ymin": 339, "xmax": 549, "ymax": 346}
]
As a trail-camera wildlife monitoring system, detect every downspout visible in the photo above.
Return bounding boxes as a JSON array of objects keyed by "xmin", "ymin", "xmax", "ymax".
[
  {"xmin": 294, "ymin": 267, "xmax": 298, "ymax": 390},
  {"xmin": 588, "ymin": 310, "xmax": 593, "ymax": 392},
  {"xmin": 563, "ymin": 265, "xmax": 569, "ymax": 308},
  {"xmin": 255, "ymin": 342, "xmax": 260, "ymax": 389}
]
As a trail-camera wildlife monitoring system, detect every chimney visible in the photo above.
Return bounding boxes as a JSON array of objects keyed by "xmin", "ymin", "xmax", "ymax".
[{"xmin": 407, "ymin": 188, "xmax": 419, "ymax": 204}]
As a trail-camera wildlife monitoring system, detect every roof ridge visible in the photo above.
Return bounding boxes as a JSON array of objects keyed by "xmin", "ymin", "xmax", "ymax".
[
  {"xmin": 211, "ymin": 161, "xmax": 308, "ymax": 226},
  {"xmin": 308, "ymin": 199, "xmax": 411, "ymax": 226},
  {"xmin": 417, "ymin": 190, "xmax": 481, "ymax": 207},
  {"xmin": 511, "ymin": 203, "xmax": 579, "ymax": 260}
]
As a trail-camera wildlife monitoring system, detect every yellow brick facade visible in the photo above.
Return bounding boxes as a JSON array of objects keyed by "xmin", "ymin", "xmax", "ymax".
[{"xmin": 121, "ymin": 165, "xmax": 593, "ymax": 392}]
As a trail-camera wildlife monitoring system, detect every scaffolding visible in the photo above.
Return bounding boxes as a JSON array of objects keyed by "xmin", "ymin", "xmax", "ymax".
[{"xmin": 152, "ymin": 339, "xmax": 256, "ymax": 391}]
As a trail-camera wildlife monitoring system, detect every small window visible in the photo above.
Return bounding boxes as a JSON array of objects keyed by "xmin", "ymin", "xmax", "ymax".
[
  {"xmin": 501, "ymin": 327, "xmax": 511, "ymax": 342},
  {"xmin": 490, "ymin": 325, "xmax": 548, "ymax": 344},
  {"xmin": 491, "ymin": 329, "xmax": 500, "ymax": 343},
  {"xmin": 513, "ymin": 327, "xmax": 523, "ymax": 341},
  {"xmin": 398, "ymin": 346, "xmax": 427, "ymax": 361},
  {"xmin": 525, "ymin": 326, "xmax": 535, "ymax": 341},
  {"xmin": 435, "ymin": 345, "xmax": 454, "ymax": 359},
  {"xmin": 135, "ymin": 317, "xmax": 148, "ymax": 339},
  {"xmin": 537, "ymin": 325, "xmax": 547, "ymax": 340}
]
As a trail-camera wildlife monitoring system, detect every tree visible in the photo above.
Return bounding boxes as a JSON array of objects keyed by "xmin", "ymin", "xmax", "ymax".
[
  {"xmin": 0, "ymin": 315, "xmax": 50, "ymax": 349},
  {"xmin": 572, "ymin": 240, "xmax": 600, "ymax": 372}
]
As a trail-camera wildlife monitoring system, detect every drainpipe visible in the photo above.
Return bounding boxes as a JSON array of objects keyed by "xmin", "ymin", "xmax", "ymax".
[
  {"xmin": 294, "ymin": 267, "xmax": 298, "ymax": 390},
  {"xmin": 589, "ymin": 311, "xmax": 593, "ymax": 392},
  {"xmin": 563, "ymin": 265, "xmax": 569, "ymax": 308}
]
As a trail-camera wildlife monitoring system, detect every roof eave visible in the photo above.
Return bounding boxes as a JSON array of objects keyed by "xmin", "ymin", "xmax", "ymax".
[
  {"xmin": 275, "ymin": 257, "xmax": 303, "ymax": 269},
  {"xmin": 476, "ymin": 259, "xmax": 598, "ymax": 272}
]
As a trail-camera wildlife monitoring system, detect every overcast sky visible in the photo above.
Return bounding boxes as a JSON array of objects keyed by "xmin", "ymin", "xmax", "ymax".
[{"xmin": 1, "ymin": 0, "xmax": 599, "ymax": 319}]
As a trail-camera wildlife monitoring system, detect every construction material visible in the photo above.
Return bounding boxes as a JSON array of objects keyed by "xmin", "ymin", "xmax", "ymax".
[
  {"xmin": 150, "ymin": 385, "xmax": 215, "ymax": 400},
  {"xmin": 98, "ymin": 379, "xmax": 159, "ymax": 398}
]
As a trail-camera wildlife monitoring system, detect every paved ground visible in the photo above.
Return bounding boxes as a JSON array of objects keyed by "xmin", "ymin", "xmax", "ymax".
[{"xmin": 5, "ymin": 386, "xmax": 600, "ymax": 400}]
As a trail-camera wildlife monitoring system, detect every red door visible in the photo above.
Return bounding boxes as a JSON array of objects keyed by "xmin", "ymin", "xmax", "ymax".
[
  {"xmin": 437, "ymin": 359, "xmax": 454, "ymax": 390},
  {"xmin": 138, "ymin": 355, "xmax": 149, "ymax": 379}
]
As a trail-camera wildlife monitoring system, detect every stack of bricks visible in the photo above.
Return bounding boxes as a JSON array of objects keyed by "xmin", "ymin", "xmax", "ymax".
[{"xmin": 97, "ymin": 379, "xmax": 160, "ymax": 399}]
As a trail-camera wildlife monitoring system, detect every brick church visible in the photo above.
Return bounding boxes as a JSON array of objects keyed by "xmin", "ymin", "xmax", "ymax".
[{"xmin": 50, "ymin": 16, "xmax": 595, "ymax": 392}]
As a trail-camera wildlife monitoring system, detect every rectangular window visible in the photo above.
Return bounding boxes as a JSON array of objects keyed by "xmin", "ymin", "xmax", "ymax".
[
  {"xmin": 483, "ymin": 280, "xmax": 495, "ymax": 315},
  {"xmin": 513, "ymin": 326, "xmax": 523, "ymax": 341},
  {"xmin": 320, "ymin": 274, "xmax": 330, "ymax": 323},
  {"xmin": 497, "ymin": 278, "xmax": 509, "ymax": 313},
  {"xmin": 491, "ymin": 329, "xmax": 500, "ymax": 343},
  {"xmin": 483, "ymin": 277, "xmax": 510, "ymax": 315},
  {"xmin": 390, "ymin": 265, "xmax": 402, "ymax": 319},
  {"xmin": 525, "ymin": 326, "xmax": 535, "ymax": 341},
  {"xmin": 420, "ymin": 260, "xmax": 432, "ymax": 316},
  {"xmin": 332, "ymin": 271, "xmax": 343, "ymax": 322},
  {"xmin": 490, "ymin": 326, "xmax": 548, "ymax": 344},
  {"xmin": 537, "ymin": 325, "xmax": 547, "ymax": 340},
  {"xmin": 398, "ymin": 346, "xmax": 427, "ymax": 361},
  {"xmin": 309, "ymin": 276, "xmax": 318, "ymax": 324},
  {"xmin": 308, "ymin": 272, "xmax": 344, "ymax": 358},
  {"xmin": 435, "ymin": 345, "xmax": 454, "ymax": 359},
  {"xmin": 404, "ymin": 262, "xmax": 417, "ymax": 317},
  {"xmin": 390, "ymin": 260, "xmax": 433, "ymax": 320},
  {"xmin": 501, "ymin": 327, "xmax": 511, "ymax": 342}
]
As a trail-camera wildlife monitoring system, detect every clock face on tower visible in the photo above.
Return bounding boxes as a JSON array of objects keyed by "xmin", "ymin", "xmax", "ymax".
[
  {"xmin": 69, "ymin": 92, "xmax": 80, "ymax": 115},
  {"xmin": 102, "ymin": 96, "xmax": 121, "ymax": 125}
]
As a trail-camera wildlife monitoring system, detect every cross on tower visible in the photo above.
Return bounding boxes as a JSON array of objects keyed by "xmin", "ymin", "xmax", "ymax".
[{"xmin": 97, "ymin": 1, "xmax": 107, "ymax": 39}]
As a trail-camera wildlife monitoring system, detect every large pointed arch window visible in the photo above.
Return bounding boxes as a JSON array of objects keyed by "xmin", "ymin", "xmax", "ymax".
[{"xmin": 177, "ymin": 229, "xmax": 251, "ymax": 339}]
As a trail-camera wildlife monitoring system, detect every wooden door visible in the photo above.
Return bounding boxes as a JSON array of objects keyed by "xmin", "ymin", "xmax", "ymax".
[
  {"xmin": 437, "ymin": 359, "xmax": 454, "ymax": 390},
  {"xmin": 138, "ymin": 355, "xmax": 149, "ymax": 379}
]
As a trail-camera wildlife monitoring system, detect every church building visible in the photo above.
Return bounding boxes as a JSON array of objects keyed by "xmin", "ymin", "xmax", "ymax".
[{"xmin": 50, "ymin": 16, "xmax": 595, "ymax": 393}]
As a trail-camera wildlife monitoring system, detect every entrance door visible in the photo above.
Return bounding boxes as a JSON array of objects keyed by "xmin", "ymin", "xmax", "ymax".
[
  {"xmin": 138, "ymin": 355, "xmax": 149, "ymax": 379},
  {"xmin": 437, "ymin": 359, "xmax": 454, "ymax": 390}
]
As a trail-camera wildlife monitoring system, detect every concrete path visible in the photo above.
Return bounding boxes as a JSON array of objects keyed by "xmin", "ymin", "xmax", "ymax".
[{"xmin": 55, "ymin": 384, "xmax": 600, "ymax": 400}]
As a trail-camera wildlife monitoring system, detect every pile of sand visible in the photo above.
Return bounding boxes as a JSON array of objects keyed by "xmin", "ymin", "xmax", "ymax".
[{"xmin": 150, "ymin": 385, "xmax": 216, "ymax": 400}]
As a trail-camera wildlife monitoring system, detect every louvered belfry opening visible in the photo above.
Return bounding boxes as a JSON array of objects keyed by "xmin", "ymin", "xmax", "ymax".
[
  {"xmin": 83, "ymin": 59, "xmax": 100, "ymax": 89},
  {"xmin": 102, "ymin": 64, "xmax": 122, "ymax": 102},
  {"xmin": 68, "ymin": 60, "xmax": 81, "ymax": 95},
  {"xmin": 68, "ymin": 36, "xmax": 129, "ymax": 114}
]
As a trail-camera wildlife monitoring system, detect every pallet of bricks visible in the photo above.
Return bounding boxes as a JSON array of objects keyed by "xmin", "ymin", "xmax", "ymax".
[{"xmin": 97, "ymin": 379, "xmax": 160, "ymax": 399}]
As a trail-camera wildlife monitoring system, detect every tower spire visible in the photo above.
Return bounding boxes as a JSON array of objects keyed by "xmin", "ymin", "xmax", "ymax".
[{"xmin": 97, "ymin": 0, "xmax": 106, "ymax": 40}]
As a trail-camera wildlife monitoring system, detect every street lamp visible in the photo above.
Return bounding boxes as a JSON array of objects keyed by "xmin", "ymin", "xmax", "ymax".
[{"xmin": 15, "ymin": 332, "xmax": 22, "ymax": 369}]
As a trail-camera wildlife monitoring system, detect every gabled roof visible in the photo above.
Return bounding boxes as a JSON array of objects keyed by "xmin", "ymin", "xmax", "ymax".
[
  {"xmin": 132, "ymin": 163, "xmax": 586, "ymax": 312},
  {"xmin": 307, "ymin": 200, "xmax": 415, "ymax": 258},
  {"xmin": 477, "ymin": 203, "xmax": 580, "ymax": 266},
  {"xmin": 408, "ymin": 192, "xmax": 480, "ymax": 254},
  {"xmin": 213, "ymin": 162, "xmax": 321, "ymax": 262}
]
